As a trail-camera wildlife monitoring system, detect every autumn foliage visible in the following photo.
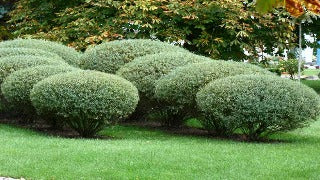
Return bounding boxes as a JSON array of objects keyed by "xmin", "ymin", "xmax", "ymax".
[{"xmin": 256, "ymin": 0, "xmax": 320, "ymax": 17}]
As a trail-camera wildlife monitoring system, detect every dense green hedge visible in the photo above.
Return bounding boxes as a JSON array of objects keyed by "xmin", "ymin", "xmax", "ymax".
[
  {"xmin": 116, "ymin": 52, "xmax": 209, "ymax": 99},
  {"xmin": 301, "ymin": 80, "xmax": 320, "ymax": 94},
  {"xmin": 30, "ymin": 70, "xmax": 139, "ymax": 137},
  {"xmin": 0, "ymin": 48, "xmax": 62, "ymax": 59},
  {"xmin": 196, "ymin": 75, "xmax": 320, "ymax": 139},
  {"xmin": 1, "ymin": 65, "xmax": 78, "ymax": 114},
  {"xmin": 0, "ymin": 55, "xmax": 67, "ymax": 84},
  {"xmin": 0, "ymin": 39, "xmax": 81, "ymax": 66},
  {"xmin": 155, "ymin": 61, "xmax": 273, "ymax": 115},
  {"xmin": 80, "ymin": 39, "xmax": 188, "ymax": 74}
]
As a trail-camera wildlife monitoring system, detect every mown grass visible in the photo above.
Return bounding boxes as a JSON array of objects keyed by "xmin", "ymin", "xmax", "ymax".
[
  {"xmin": 303, "ymin": 69, "xmax": 320, "ymax": 76},
  {"xmin": 0, "ymin": 120, "xmax": 320, "ymax": 179},
  {"xmin": 302, "ymin": 80, "xmax": 320, "ymax": 94}
]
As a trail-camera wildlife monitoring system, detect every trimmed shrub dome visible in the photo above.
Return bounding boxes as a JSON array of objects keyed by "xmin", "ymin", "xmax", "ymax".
[
  {"xmin": 196, "ymin": 75, "xmax": 320, "ymax": 139},
  {"xmin": 0, "ymin": 39, "xmax": 81, "ymax": 66},
  {"xmin": 0, "ymin": 55, "xmax": 67, "ymax": 84},
  {"xmin": 155, "ymin": 61, "xmax": 273, "ymax": 114},
  {"xmin": 80, "ymin": 39, "xmax": 188, "ymax": 73},
  {"xmin": 30, "ymin": 70, "xmax": 139, "ymax": 137},
  {"xmin": 1, "ymin": 65, "xmax": 78, "ymax": 112},
  {"xmin": 116, "ymin": 52, "xmax": 210, "ymax": 98},
  {"xmin": 0, "ymin": 48, "xmax": 61, "ymax": 59}
]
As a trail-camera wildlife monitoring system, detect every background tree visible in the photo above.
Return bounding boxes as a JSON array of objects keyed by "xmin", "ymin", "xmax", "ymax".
[
  {"xmin": 299, "ymin": 15, "xmax": 320, "ymax": 51},
  {"xmin": 256, "ymin": 0, "xmax": 320, "ymax": 17},
  {"xmin": 256, "ymin": 0, "xmax": 320, "ymax": 49},
  {"xmin": 5, "ymin": 0, "xmax": 296, "ymax": 61},
  {"xmin": 0, "ymin": 0, "xmax": 15, "ymax": 40},
  {"xmin": 256, "ymin": 0, "xmax": 320, "ymax": 80},
  {"xmin": 278, "ymin": 58, "xmax": 303, "ymax": 79}
]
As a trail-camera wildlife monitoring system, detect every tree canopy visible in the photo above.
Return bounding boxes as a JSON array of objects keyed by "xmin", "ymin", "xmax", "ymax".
[
  {"xmin": 256, "ymin": 0, "xmax": 320, "ymax": 17},
  {"xmin": 256, "ymin": 0, "xmax": 320, "ymax": 53},
  {"xmin": 4, "ymin": 0, "xmax": 296, "ymax": 61}
]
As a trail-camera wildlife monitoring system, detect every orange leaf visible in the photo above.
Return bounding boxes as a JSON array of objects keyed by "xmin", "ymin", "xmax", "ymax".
[
  {"xmin": 285, "ymin": 0, "xmax": 304, "ymax": 17},
  {"xmin": 303, "ymin": 0, "xmax": 320, "ymax": 13}
]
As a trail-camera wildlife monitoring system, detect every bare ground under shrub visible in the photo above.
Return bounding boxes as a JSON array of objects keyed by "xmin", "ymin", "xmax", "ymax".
[{"xmin": 0, "ymin": 114, "xmax": 286, "ymax": 143}]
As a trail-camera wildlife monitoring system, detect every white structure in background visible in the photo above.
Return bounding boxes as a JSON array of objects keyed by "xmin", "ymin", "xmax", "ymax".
[
  {"xmin": 246, "ymin": 34, "xmax": 315, "ymax": 63},
  {"xmin": 302, "ymin": 47, "xmax": 313, "ymax": 63},
  {"xmin": 302, "ymin": 35, "xmax": 315, "ymax": 63}
]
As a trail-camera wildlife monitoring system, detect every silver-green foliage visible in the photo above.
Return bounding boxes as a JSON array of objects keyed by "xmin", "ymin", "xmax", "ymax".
[
  {"xmin": 1, "ymin": 65, "xmax": 79, "ymax": 110},
  {"xmin": 0, "ymin": 39, "xmax": 81, "ymax": 66},
  {"xmin": 0, "ymin": 55, "xmax": 67, "ymax": 84},
  {"xmin": 116, "ymin": 52, "xmax": 209, "ymax": 98},
  {"xmin": 30, "ymin": 70, "xmax": 139, "ymax": 137},
  {"xmin": 155, "ymin": 61, "xmax": 273, "ymax": 110},
  {"xmin": 196, "ymin": 75, "xmax": 320, "ymax": 139},
  {"xmin": 0, "ymin": 48, "xmax": 61, "ymax": 59},
  {"xmin": 80, "ymin": 39, "xmax": 188, "ymax": 74}
]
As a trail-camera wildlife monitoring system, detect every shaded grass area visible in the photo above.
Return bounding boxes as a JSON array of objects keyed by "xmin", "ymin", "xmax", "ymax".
[
  {"xmin": 184, "ymin": 118, "xmax": 203, "ymax": 128},
  {"xmin": 302, "ymin": 80, "xmax": 320, "ymax": 94},
  {"xmin": 0, "ymin": 120, "xmax": 320, "ymax": 179}
]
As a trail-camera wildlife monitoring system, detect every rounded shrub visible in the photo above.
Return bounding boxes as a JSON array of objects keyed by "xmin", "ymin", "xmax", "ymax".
[
  {"xmin": 0, "ymin": 39, "xmax": 81, "ymax": 66},
  {"xmin": 0, "ymin": 48, "xmax": 62, "ymax": 59},
  {"xmin": 30, "ymin": 70, "xmax": 139, "ymax": 137},
  {"xmin": 1, "ymin": 65, "xmax": 79, "ymax": 113},
  {"xmin": 155, "ymin": 61, "xmax": 273, "ymax": 115},
  {"xmin": 116, "ymin": 52, "xmax": 209, "ymax": 98},
  {"xmin": 80, "ymin": 39, "xmax": 188, "ymax": 73},
  {"xmin": 196, "ymin": 75, "xmax": 320, "ymax": 140},
  {"xmin": 0, "ymin": 55, "xmax": 67, "ymax": 84}
]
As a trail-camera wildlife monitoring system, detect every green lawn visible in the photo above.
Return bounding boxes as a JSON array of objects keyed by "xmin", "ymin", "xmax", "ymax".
[
  {"xmin": 303, "ymin": 69, "xmax": 320, "ymax": 76},
  {"xmin": 302, "ymin": 80, "xmax": 320, "ymax": 94},
  {"xmin": 1, "ymin": 120, "xmax": 320, "ymax": 179}
]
